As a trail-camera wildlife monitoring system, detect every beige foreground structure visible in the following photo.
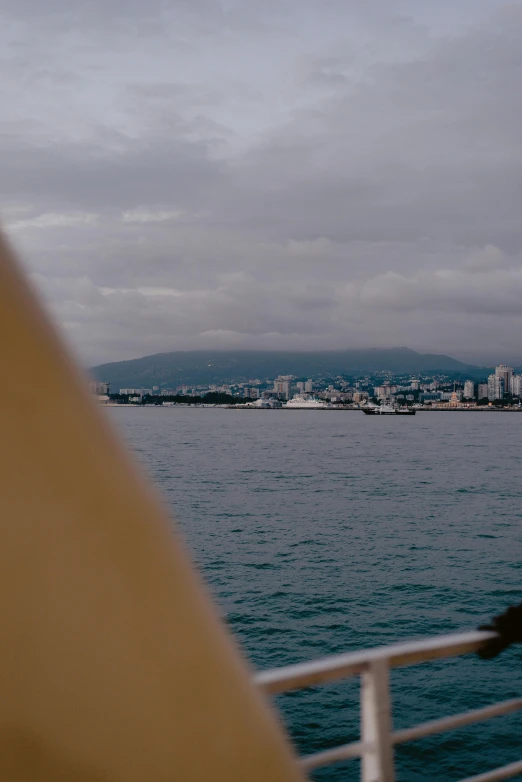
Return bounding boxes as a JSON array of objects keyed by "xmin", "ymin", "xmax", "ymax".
[{"xmin": 0, "ymin": 229, "xmax": 304, "ymax": 781}]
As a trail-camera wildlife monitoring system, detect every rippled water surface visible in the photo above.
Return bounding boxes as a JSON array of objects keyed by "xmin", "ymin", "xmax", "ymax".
[{"xmin": 111, "ymin": 407, "xmax": 522, "ymax": 780}]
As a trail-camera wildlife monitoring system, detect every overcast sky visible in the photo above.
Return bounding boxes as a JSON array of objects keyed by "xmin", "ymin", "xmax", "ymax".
[{"xmin": 2, "ymin": 0, "xmax": 522, "ymax": 366}]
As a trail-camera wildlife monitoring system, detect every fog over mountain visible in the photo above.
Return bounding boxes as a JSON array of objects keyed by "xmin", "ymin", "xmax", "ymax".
[{"xmin": 2, "ymin": 1, "xmax": 522, "ymax": 366}]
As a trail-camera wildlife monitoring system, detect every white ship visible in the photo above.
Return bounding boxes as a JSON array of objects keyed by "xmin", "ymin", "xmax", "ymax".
[{"xmin": 283, "ymin": 395, "xmax": 328, "ymax": 409}]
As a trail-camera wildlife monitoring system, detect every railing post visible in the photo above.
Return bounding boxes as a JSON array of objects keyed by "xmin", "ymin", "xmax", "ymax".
[{"xmin": 361, "ymin": 659, "xmax": 395, "ymax": 782}]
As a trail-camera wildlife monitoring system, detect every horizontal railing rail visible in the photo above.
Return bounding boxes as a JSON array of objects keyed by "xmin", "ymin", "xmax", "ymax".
[
  {"xmin": 255, "ymin": 630, "xmax": 522, "ymax": 782},
  {"xmin": 255, "ymin": 630, "xmax": 497, "ymax": 694}
]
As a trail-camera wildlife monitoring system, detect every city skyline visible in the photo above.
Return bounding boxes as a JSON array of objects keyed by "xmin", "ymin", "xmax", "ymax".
[{"xmin": 92, "ymin": 363, "xmax": 522, "ymax": 410}]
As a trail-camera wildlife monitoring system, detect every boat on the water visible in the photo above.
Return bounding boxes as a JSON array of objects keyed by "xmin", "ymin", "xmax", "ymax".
[
  {"xmin": 362, "ymin": 403, "xmax": 415, "ymax": 415},
  {"xmin": 284, "ymin": 395, "xmax": 328, "ymax": 409}
]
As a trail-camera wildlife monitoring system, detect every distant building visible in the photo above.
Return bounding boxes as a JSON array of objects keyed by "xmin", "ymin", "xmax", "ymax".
[
  {"xmin": 511, "ymin": 375, "xmax": 522, "ymax": 397},
  {"xmin": 374, "ymin": 384, "xmax": 392, "ymax": 400},
  {"xmin": 420, "ymin": 392, "xmax": 440, "ymax": 403},
  {"xmin": 304, "ymin": 380, "xmax": 313, "ymax": 393},
  {"xmin": 296, "ymin": 382, "xmax": 305, "ymax": 394},
  {"xmin": 89, "ymin": 380, "xmax": 110, "ymax": 395},
  {"xmin": 487, "ymin": 374, "xmax": 504, "ymax": 401},
  {"xmin": 477, "ymin": 383, "xmax": 489, "ymax": 400},
  {"xmin": 440, "ymin": 391, "xmax": 463, "ymax": 401},
  {"xmin": 495, "ymin": 365, "xmax": 513, "ymax": 396},
  {"xmin": 410, "ymin": 379, "xmax": 420, "ymax": 391},
  {"xmin": 120, "ymin": 388, "xmax": 152, "ymax": 397},
  {"xmin": 273, "ymin": 380, "xmax": 291, "ymax": 400},
  {"xmin": 463, "ymin": 380, "xmax": 475, "ymax": 399},
  {"xmin": 449, "ymin": 391, "xmax": 461, "ymax": 407},
  {"xmin": 243, "ymin": 387, "xmax": 260, "ymax": 399}
]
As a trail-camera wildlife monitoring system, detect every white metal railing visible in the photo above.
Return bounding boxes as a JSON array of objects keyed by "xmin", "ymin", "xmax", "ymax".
[{"xmin": 255, "ymin": 630, "xmax": 522, "ymax": 782}]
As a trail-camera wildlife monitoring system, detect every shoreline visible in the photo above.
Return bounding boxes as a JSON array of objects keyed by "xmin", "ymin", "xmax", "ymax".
[{"xmin": 103, "ymin": 403, "xmax": 522, "ymax": 412}]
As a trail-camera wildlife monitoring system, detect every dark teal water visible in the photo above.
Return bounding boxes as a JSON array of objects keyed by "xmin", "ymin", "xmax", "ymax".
[{"xmin": 111, "ymin": 408, "xmax": 522, "ymax": 780}]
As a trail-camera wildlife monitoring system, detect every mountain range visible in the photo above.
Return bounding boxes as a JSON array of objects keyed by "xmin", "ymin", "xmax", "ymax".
[{"xmin": 91, "ymin": 348, "xmax": 487, "ymax": 390}]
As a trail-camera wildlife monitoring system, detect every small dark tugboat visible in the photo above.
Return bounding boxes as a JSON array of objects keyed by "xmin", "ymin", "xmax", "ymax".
[{"xmin": 362, "ymin": 403, "xmax": 416, "ymax": 416}]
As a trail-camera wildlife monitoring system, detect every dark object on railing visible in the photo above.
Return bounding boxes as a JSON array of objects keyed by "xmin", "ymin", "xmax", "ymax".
[{"xmin": 478, "ymin": 602, "xmax": 522, "ymax": 659}]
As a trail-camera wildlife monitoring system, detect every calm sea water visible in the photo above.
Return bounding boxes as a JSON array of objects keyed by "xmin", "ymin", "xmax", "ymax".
[{"xmin": 111, "ymin": 407, "xmax": 522, "ymax": 781}]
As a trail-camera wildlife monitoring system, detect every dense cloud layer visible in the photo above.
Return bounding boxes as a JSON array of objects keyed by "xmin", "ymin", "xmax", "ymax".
[{"xmin": 2, "ymin": 0, "xmax": 521, "ymax": 365}]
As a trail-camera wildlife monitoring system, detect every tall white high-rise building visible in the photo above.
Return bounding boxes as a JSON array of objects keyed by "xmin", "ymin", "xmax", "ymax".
[
  {"xmin": 511, "ymin": 375, "xmax": 522, "ymax": 397},
  {"xmin": 488, "ymin": 374, "xmax": 504, "ymax": 401},
  {"xmin": 463, "ymin": 380, "xmax": 475, "ymax": 399},
  {"xmin": 304, "ymin": 380, "xmax": 313, "ymax": 393},
  {"xmin": 495, "ymin": 365, "xmax": 513, "ymax": 396}
]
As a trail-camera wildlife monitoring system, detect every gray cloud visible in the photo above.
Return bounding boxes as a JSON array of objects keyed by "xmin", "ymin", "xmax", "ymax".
[{"xmin": 2, "ymin": 0, "xmax": 522, "ymax": 365}]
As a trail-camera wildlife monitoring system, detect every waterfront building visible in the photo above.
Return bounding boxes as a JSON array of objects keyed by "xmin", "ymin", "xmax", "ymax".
[
  {"xmin": 487, "ymin": 374, "xmax": 504, "ymax": 401},
  {"xmin": 273, "ymin": 380, "xmax": 291, "ymax": 400},
  {"xmin": 477, "ymin": 383, "xmax": 488, "ymax": 400},
  {"xmin": 243, "ymin": 387, "xmax": 260, "ymax": 399},
  {"xmin": 443, "ymin": 388, "xmax": 463, "ymax": 406},
  {"xmin": 420, "ymin": 392, "xmax": 440, "ymax": 403},
  {"xmin": 511, "ymin": 375, "xmax": 522, "ymax": 397},
  {"xmin": 463, "ymin": 380, "xmax": 475, "ymax": 399},
  {"xmin": 120, "ymin": 388, "xmax": 152, "ymax": 397},
  {"xmin": 304, "ymin": 380, "xmax": 313, "ymax": 393},
  {"xmin": 440, "ymin": 392, "xmax": 454, "ymax": 401},
  {"xmin": 89, "ymin": 380, "xmax": 110, "ymax": 395},
  {"xmin": 495, "ymin": 365, "xmax": 513, "ymax": 395},
  {"xmin": 374, "ymin": 383, "xmax": 392, "ymax": 400}
]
